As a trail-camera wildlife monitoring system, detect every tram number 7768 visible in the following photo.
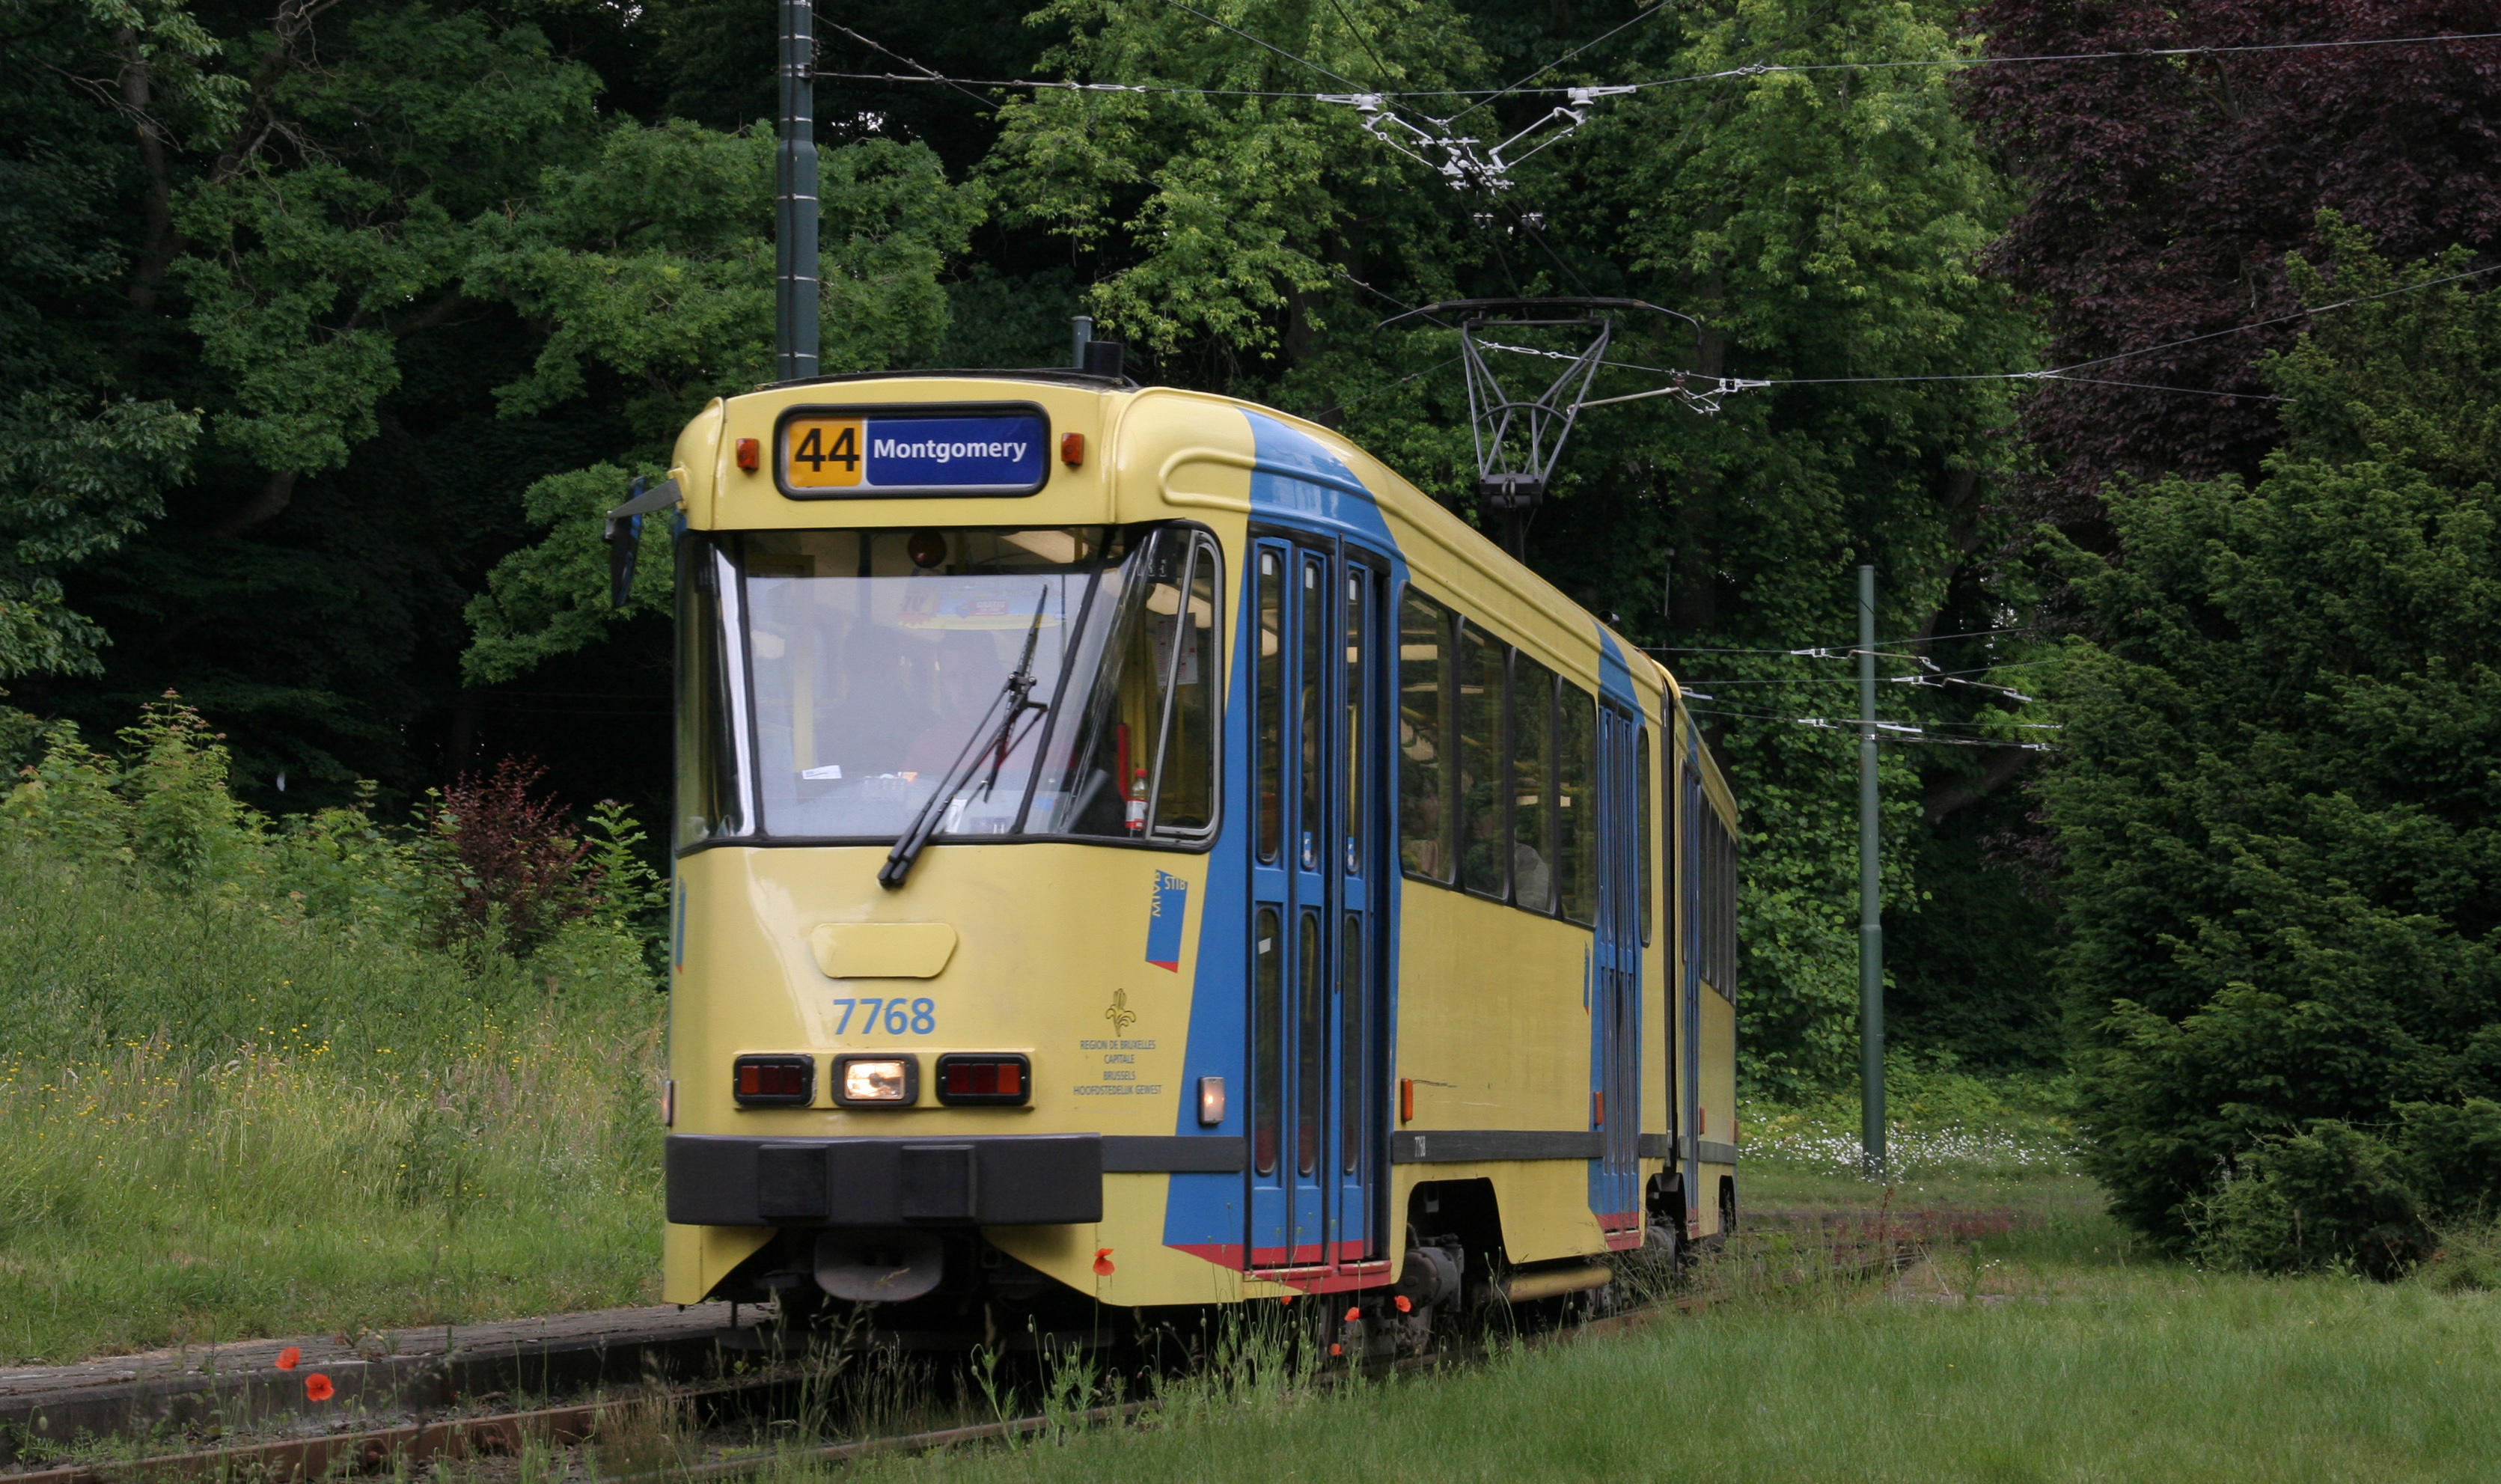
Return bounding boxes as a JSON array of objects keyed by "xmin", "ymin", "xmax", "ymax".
[{"xmin": 831, "ymin": 997, "xmax": 937, "ymax": 1036}]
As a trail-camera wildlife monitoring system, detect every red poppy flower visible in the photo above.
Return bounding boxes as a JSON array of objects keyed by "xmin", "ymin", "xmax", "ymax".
[
  {"xmin": 1329, "ymin": 1343, "xmax": 1343, "ymax": 1356},
  {"xmin": 1092, "ymin": 1248, "xmax": 1114, "ymax": 1277},
  {"xmin": 1343, "ymin": 1307, "xmax": 1361, "ymax": 1323},
  {"xmin": 304, "ymin": 1373, "xmax": 335, "ymax": 1402},
  {"xmin": 1394, "ymin": 1295, "xmax": 1412, "ymax": 1313},
  {"xmin": 275, "ymin": 1346, "xmax": 301, "ymax": 1371}
]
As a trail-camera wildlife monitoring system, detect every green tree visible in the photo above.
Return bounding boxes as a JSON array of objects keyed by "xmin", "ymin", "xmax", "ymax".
[
  {"xmin": 2045, "ymin": 225, "xmax": 2501, "ymax": 1247},
  {"xmin": 4, "ymin": 0, "xmax": 977, "ymax": 801},
  {"xmin": 977, "ymin": 0, "xmax": 2047, "ymax": 1088},
  {"xmin": 0, "ymin": 0, "xmax": 230, "ymax": 678}
]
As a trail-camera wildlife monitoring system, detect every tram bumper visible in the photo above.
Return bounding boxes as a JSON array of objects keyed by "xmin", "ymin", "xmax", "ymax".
[{"xmin": 664, "ymin": 1133, "xmax": 1104, "ymax": 1227}]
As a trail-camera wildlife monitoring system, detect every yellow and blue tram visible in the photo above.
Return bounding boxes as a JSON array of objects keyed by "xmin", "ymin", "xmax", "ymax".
[{"xmin": 652, "ymin": 367, "xmax": 1741, "ymax": 1334}]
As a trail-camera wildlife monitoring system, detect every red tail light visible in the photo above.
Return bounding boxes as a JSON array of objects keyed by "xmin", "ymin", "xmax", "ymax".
[
  {"xmin": 732, "ymin": 1054, "xmax": 814, "ymax": 1107},
  {"xmin": 934, "ymin": 1054, "xmax": 1030, "ymax": 1106}
]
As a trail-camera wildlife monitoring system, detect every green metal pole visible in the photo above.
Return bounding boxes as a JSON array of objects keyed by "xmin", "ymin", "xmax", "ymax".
[
  {"xmin": 775, "ymin": 0, "xmax": 818, "ymax": 381},
  {"xmin": 1858, "ymin": 564, "xmax": 1885, "ymax": 1176}
]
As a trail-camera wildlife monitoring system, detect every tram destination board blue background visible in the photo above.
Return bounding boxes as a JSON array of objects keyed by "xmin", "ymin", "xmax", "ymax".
[{"xmin": 779, "ymin": 406, "xmax": 1051, "ymax": 498}]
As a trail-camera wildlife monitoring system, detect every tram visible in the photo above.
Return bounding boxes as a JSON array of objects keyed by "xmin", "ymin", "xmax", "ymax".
[{"xmin": 650, "ymin": 362, "xmax": 1741, "ymax": 1340}]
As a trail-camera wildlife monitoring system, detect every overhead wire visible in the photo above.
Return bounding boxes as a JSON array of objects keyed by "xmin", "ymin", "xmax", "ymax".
[
  {"xmin": 819, "ymin": 21, "xmax": 1001, "ymax": 111},
  {"xmin": 1481, "ymin": 260, "xmax": 2501, "ymax": 407},
  {"xmin": 1155, "ymin": 0, "xmax": 1369, "ymax": 92},
  {"xmin": 1444, "ymin": 0, "xmax": 1667, "ymax": 123},
  {"xmin": 812, "ymin": 21, "xmax": 2501, "ymax": 404},
  {"xmin": 813, "ymin": 28, "xmax": 2501, "ymax": 102}
]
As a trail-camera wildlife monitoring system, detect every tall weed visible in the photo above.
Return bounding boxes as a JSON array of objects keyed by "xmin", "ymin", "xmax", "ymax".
[{"xmin": 0, "ymin": 697, "xmax": 668, "ymax": 1361}]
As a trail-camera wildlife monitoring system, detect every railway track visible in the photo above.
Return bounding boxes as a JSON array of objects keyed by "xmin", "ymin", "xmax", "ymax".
[{"xmin": 0, "ymin": 1220, "xmax": 1940, "ymax": 1484}]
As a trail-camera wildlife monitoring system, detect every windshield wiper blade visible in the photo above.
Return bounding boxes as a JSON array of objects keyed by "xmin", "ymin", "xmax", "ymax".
[{"xmin": 879, "ymin": 588, "xmax": 1051, "ymax": 891}]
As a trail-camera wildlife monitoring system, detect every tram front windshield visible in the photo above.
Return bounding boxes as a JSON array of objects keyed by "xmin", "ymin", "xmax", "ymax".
[{"xmin": 680, "ymin": 525, "xmax": 1219, "ymax": 846}]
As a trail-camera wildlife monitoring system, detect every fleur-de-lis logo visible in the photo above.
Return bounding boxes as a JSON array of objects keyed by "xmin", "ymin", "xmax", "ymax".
[{"xmin": 1105, "ymin": 988, "xmax": 1137, "ymax": 1034}]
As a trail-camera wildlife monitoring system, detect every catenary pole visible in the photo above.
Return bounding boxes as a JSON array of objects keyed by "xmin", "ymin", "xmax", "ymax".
[
  {"xmin": 775, "ymin": 0, "xmax": 819, "ymax": 381},
  {"xmin": 1858, "ymin": 564, "xmax": 1885, "ymax": 1175}
]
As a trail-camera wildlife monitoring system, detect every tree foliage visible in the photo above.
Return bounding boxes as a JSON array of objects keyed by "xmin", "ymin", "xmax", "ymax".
[{"xmin": 2045, "ymin": 227, "xmax": 2501, "ymax": 1246}]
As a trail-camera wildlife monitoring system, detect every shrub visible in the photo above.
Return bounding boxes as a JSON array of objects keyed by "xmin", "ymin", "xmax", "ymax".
[
  {"xmin": 2193, "ymin": 1099, "xmax": 2501, "ymax": 1276},
  {"xmin": 418, "ymin": 754, "xmax": 605, "ymax": 958},
  {"xmin": 2044, "ymin": 230, "xmax": 2501, "ymax": 1249}
]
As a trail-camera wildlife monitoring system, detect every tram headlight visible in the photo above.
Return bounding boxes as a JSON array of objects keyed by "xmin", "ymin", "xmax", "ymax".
[{"xmin": 834, "ymin": 1054, "xmax": 917, "ymax": 1106}]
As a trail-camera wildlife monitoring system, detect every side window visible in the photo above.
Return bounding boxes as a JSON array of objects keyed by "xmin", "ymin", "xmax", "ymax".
[
  {"xmin": 1046, "ymin": 526, "xmax": 1221, "ymax": 841},
  {"xmin": 675, "ymin": 536, "xmax": 745, "ymax": 844},
  {"xmin": 1696, "ymin": 801, "xmax": 1738, "ymax": 998},
  {"xmin": 1636, "ymin": 723, "xmax": 1653, "ymax": 944},
  {"xmin": 1256, "ymin": 550, "xmax": 1285, "ymax": 863},
  {"xmin": 1147, "ymin": 533, "xmax": 1221, "ymax": 836},
  {"xmin": 1714, "ymin": 813, "xmax": 1726, "ymax": 989},
  {"xmin": 1397, "ymin": 590, "xmax": 1453, "ymax": 882},
  {"xmin": 1297, "ymin": 555, "xmax": 1327, "ymax": 871},
  {"xmin": 1557, "ymin": 680, "xmax": 1597, "ymax": 924},
  {"xmin": 1457, "ymin": 619, "xmax": 1509, "ymax": 900},
  {"xmin": 1510, "ymin": 653, "xmax": 1557, "ymax": 914},
  {"xmin": 1343, "ymin": 567, "xmax": 1368, "ymax": 876}
]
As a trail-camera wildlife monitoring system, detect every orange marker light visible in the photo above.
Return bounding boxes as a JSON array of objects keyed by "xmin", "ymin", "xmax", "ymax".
[
  {"xmin": 1060, "ymin": 432, "xmax": 1085, "ymax": 466},
  {"xmin": 735, "ymin": 437, "xmax": 760, "ymax": 471},
  {"xmin": 1399, "ymin": 1078, "xmax": 1414, "ymax": 1124},
  {"xmin": 1593, "ymin": 1091, "xmax": 1605, "ymax": 1127}
]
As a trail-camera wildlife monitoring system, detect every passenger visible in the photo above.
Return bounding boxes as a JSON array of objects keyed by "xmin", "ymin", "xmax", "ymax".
[
  {"xmin": 1460, "ymin": 779, "xmax": 1507, "ymax": 894},
  {"xmin": 1514, "ymin": 840, "xmax": 1552, "ymax": 911},
  {"xmin": 1405, "ymin": 784, "xmax": 1447, "ymax": 878}
]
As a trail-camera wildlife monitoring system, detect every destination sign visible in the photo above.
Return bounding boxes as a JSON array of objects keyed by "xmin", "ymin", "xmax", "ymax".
[{"xmin": 781, "ymin": 409, "xmax": 1051, "ymax": 497}]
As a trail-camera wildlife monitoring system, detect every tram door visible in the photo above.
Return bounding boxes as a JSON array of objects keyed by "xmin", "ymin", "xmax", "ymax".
[
  {"xmin": 1592, "ymin": 704, "xmax": 1643, "ymax": 1227},
  {"xmin": 1248, "ymin": 537, "xmax": 1386, "ymax": 1269}
]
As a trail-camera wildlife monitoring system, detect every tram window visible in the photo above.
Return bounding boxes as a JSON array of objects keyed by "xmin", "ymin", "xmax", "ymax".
[
  {"xmin": 1343, "ymin": 568, "xmax": 1366, "ymax": 877},
  {"xmin": 1557, "ymin": 680, "xmax": 1597, "ymax": 924},
  {"xmin": 1257, "ymin": 552, "xmax": 1285, "ymax": 864},
  {"xmin": 675, "ymin": 538, "xmax": 745, "ymax": 843},
  {"xmin": 1456, "ymin": 619, "xmax": 1508, "ymax": 901},
  {"xmin": 1149, "ymin": 535, "xmax": 1220, "ymax": 835},
  {"xmin": 733, "ymin": 526, "xmax": 1110, "ymax": 842},
  {"xmin": 1637, "ymin": 724, "xmax": 1654, "ymax": 944},
  {"xmin": 1340, "ymin": 912, "xmax": 1364, "ymax": 1176},
  {"xmin": 1298, "ymin": 558, "xmax": 1326, "ymax": 872},
  {"xmin": 1254, "ymin": 907, "xmax": 1282, "ymax": 1176},
  {"xmin": 1397, "ymin": 592, "xmax": 1453, "ymax": 882},
  {"xmin": 1510, "ymin": 653, "xmax": 1558, "ymax": 915},
  {"xmin": 1698, "ymin": 806, "xmax": 1739, "ymax": 1000},
  {"xmin": 1028, "ymin": 526, "xmax": 1223, "ymax": 840},
  {"xmin": 1298, "ymin": 909, "xmax": 1325, "ymax": 1178}
]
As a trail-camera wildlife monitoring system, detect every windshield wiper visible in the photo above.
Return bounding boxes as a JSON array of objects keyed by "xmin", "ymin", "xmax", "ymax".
[{"xmin": 879, "ymin": 588, "xmax": 1051, "ymax": 890}]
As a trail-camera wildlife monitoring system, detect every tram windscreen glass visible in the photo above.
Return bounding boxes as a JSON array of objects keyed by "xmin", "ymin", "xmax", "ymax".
[
  {"xmin": 688, "ymin": 524, "xmax": 1221, "ymax": 846},
  {"xmin": 727, "ymin": 527, "xmax": 1111, "ymax": 840}
]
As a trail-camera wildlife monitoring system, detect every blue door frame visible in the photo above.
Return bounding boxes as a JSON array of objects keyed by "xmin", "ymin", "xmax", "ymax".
[{"xmin": 1247, "ymin": 531, "xmax": 1387, "ymax": 1271}]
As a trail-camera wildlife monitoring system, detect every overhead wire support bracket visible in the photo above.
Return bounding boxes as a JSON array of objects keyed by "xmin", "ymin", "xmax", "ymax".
[
  {"xmin": 1320, "ymin": 85, "xmax": 1633, "ymax": 192},
  {"xmin": 1380, "ymin": 296, "xmax": 1670, "ymax": 555}
]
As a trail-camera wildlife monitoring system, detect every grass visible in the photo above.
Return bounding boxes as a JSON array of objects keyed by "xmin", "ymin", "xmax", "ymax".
[
  {"xmin": 798, "ymin": 1130, "xmax": 2501, "ymax": 1483},
  {"xmin": 824, "ymin": 1268, "xmax": 2501, "ymax": 1483},
  {"xmin": 0, "ymin": 843, "xmax": 664, "ymax": 1364}
]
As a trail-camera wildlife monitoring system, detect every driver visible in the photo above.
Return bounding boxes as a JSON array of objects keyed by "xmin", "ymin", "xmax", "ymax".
[{"xmin": 900, "ymin": 632, "xmax": 1006, "ymax": 778}]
